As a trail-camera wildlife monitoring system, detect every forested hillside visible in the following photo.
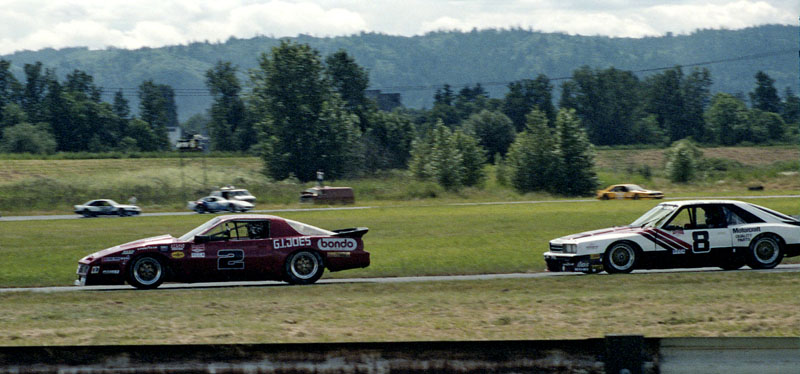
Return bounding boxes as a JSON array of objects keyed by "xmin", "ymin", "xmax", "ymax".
[{"xmin": 1, "ymin": 25, "xmax": 796, "ymax": 120}]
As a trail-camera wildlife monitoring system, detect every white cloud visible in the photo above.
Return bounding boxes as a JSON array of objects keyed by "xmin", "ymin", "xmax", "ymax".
[{"xmin": 0, "ymin": 0, "xmax": 796, "ymax": 55}]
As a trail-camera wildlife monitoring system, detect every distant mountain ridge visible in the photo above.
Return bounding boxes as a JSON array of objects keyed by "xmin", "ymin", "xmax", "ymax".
[{"xmin": 2, "ymin": 25, "xmax": 797, "ymax": 121}]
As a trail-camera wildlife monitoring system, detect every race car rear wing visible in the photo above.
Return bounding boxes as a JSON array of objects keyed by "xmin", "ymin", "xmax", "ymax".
[{"xmin": 332, "ymin": 227, "xmax": 369, "ymax": 238}]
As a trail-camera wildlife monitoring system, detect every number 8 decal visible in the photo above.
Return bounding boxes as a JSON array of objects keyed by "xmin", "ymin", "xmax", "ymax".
[
  {"xmin": 692, "ymin": 231, "xmax": 710, "ymax": 253},
  {"xmin": 218, "ymin": 249, "xmax": 245, "ymax": 270}
]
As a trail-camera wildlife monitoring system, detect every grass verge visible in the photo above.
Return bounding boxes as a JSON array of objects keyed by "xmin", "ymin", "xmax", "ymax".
[{"xmin": 0, "ymin": 271, "xmax": 798, "ymax": 345}]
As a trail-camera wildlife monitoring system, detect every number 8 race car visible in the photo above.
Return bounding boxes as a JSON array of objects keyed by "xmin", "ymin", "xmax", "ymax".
[{"xmin": 544, "ymin": 200, "xmax": 800, "ymax": 274}]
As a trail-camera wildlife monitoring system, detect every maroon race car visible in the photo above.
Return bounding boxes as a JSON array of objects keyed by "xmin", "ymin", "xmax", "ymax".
[{"xmin": 75, "ymin": 215, "xmax": 369, "ymax": 289}]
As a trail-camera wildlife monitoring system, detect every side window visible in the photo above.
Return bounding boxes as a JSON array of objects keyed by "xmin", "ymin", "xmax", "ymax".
[
  {"xmin": 246, "ymin": 221, "xmax": 270, "ymax": 239},
  {"xmin": 726, "ymin": 205, "xmax": 765, "ymax": 224},
  {"xmin": 702, "ymin": 205, "xmax": 726, "ymax": 228},
  {"xmin": 723, "ymin": 206, "xmax": 747, "ymax": 226},
  {"xmin": 206, "ymin": 223, "xmax": 232, "ymax": 240},
  {"xmin": 231, "ymin": 222, "xmax": 250, "ymax": 240},
  {"xmin": 664, "ymin": 207, "xmax": 694, "ymax": 230}
]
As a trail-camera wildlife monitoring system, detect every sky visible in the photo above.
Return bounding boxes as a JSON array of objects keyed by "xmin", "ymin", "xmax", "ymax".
[{"xmin": 0, "ymin": 0, "xmax": 797, "ymax": 55}]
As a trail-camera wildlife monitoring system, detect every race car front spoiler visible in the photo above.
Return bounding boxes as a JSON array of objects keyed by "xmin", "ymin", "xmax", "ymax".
[{"xmin": 544, "ymin": 252, "xmax": 603, "ymax": 273}]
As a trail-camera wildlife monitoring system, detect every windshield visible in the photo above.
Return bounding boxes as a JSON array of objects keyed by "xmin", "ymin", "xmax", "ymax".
[
  {"xmin": 629, "ymin": 204, "xmax": 677, "ymax": 227},
  {"xmin": 285, "ymin": 219, "xmax": 335, "ymax": 236},
  {"xmin": 627, "ymin": 185, "xmax": 644, "ymax": 191},
  {"xmin": 179, "ymin": 217, "xmax": 222, "ymax": 241}
]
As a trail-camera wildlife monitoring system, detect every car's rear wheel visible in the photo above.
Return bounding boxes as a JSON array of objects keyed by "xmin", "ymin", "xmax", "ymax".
[
  {"xmin": 127, "ymin": 256, "xmax": 166, "ymax": 289},
  {"xmin": 285, "ymin": 250, "xmax": 324, "ymax": 285},
  {"xmin": 603, "ymin": 241, "xmax": 638, "ymax": 274},
  {"xmin": 195, "ymin": 205, "xmax": 206, "ymax": 214},
  {"xmin": 746, "ymin": 234, "xmax": 783, "ymax": 269}
]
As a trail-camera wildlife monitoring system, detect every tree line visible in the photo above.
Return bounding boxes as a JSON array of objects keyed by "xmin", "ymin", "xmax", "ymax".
[
  {"xmin": 1, "ymin": 40, "xmax": 796, "ymax": 196},
  {"xmin": 0, "ymin": 60, "xmax": 176, "ymax": 153}
]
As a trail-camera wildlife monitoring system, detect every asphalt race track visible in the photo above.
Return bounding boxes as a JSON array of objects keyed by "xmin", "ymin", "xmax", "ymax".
[{"xmin": 1, "ymin": 264, "xmax": 798, "ymax": 293}]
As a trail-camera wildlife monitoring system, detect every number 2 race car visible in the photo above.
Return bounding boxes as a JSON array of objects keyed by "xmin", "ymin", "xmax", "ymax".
[
  {"xmin": 544, "ymin": 200, "xmax": 800, "ymax": 274},
  {"xmin": 76, "ymin": 215, "xmax": 369, "ymax": 289}
]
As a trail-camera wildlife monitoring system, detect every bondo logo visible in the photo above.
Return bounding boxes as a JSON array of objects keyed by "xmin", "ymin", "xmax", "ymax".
[{"xmin": 318, "ymin": 238, "xmax": 357, "ymax": 251}]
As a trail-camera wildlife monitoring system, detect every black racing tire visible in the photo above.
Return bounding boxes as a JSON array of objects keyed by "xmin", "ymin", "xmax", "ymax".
[
  {"xmin": 603, "ymin": 241, "xmax": 639, "ymax": 274},
  {"xmin": 228, "ymin": 204, "xmax": 236, "ymax": 212},
  {"xmin": 127, "ymin": 255, "xmax": 166, "ymax": 289},
  {"xmin": 284, "ymin": 250, "xmax": 324, "ymax": 285},
  {"xmin": 632, "ymin": 194, "xmax": 640, "ymax": 200},
  {"xmin": 745, "ymin": 234, "xmax": 783, "ymax": 269},
  {"xmin": 195, "ymin": 205, "xmax": 206, "ymax": 214},
  {"xmin": 117, "ymin": 208, "xmax": 127, "ymax": 217},
  {"xmin": 601, "ymin": 195, "xmax": 610, "ymax": 200},
  {"xmin": 82, "ymin": 209, "xmax": 94, "ymax": 218}
]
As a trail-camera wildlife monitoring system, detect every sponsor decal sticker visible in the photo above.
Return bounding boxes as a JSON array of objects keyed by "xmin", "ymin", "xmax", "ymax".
[
  {"xmin": 191, "ymin": 252, "xmax": 205, "ymax": 258},
  {"xmin": 732, "ymin": 227, "xmax": 761, "ymax": 234},
  {"xmin": 171, "ymin": 244, "xmax": 185, "ymax": 251},
  {"xmin": 590, "ymin": 253, "xmax": 601, "ymax": 260},
  {"xmin": 273, "ymin": 237, "xmax": 312, "ymax": 249},
  {"xmin": 159, "ymin": 245, "xmax": 170, "ymax": 252},
  {"xmin": 318, "ymin": 238, "xmax": 357, "ymax": 251},
  {"xmin": 102, "ymin": 270, "xmax": 120, "ymax": 275},
  {"xmin": 101, "ymin": 256, "xmax": 130, "ymax": 263},
  {"xmin": 91, "ymin": 266, "xmax": 100, "ymax": 274},
  {"xmin": 138, "ymin": 246, "xmax": 157, "ymax": 251},
  {"xmin": 672, "ymin": 248, "xmax": 686, "ymax": 255},
  {"xmin": 171, "ymin": 251, "xmax": 185, "ymax": 259},
  {"xmin": 121, "ymin": 250, "xmax": 134, "ymax": 255},
  {"xmin": 193, "ymin": 244, "xmax": 205, "ymax": 252}
]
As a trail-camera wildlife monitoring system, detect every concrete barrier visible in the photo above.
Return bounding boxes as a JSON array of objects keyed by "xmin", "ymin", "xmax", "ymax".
[{"xmin": 0, "ymin": 336, "xmax": 796, "ymax": 374}]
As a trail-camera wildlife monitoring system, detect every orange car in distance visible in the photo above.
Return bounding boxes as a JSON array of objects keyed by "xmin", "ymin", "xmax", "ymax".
[{"xmin": 597, "ymin": 184, "xmax": 664, "ymax": 200}]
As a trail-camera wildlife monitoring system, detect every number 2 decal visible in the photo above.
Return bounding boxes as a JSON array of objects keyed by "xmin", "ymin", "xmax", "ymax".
[
  {"xmin": 218, "ymin": 249, "xmax": 245, "ymax": 270},
  {"xmin": 692, "ymin": 231, "xmax": 710, "ymax": 253}
]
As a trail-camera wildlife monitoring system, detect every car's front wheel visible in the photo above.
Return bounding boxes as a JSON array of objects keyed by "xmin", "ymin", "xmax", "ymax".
[
  {"xmin": 82, "ymin": 209, "xmax": 94, "ymax": 218},
  {"xmin": 117, "ymin": 208, "xmax": 127, "ymax": 217},
  {"xmin": 603, "ymin": 241, "xmax": 638, "ymax": 274},
  {"xmin": 746, "ymin": 234, "xmax": 783, "ymax": 269},
  {"xmin": 285, "ymin": 250, "xmax": 324, "ymax": 285},
  {"xmin": 127, "ymin": 256, "xmax": 166, "ymax": 289}
]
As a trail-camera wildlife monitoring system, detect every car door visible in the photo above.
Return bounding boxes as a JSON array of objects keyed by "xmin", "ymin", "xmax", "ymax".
[
  {"xmin": 188, "ymin": 220, "xmax": 271, "ymax": 281},
  {"xmin": 659, "ymin": 204, "xmax": 732, "ymax": 256}
]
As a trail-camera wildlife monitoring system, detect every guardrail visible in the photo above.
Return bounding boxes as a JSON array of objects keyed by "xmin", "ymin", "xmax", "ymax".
[{"xmin": 0, "ymin": 336, "xmax": 797, "ymax": 373}]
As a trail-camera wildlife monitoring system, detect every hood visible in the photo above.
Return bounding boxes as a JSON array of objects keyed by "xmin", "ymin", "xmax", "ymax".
[
  {"xmin": 553, "ymin": 226, "xmax": 642, "ymax": 242},
  {"xmin": 80, "ymin": 235, "xmax": 176, "ymax": 262}
]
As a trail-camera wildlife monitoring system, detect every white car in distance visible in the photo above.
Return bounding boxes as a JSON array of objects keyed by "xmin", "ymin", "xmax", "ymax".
[
  {"xmin": 187, "ymin": 196, "xmax": 254, "ymax": 213},
  {"xmin": 74, "ymin": 199, "xmax": 141, "ymax": 217}
]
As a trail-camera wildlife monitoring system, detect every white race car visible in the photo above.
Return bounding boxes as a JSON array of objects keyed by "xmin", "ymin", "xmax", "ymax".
[
  {"xmin": 187, "ymin": 196, "xmax": 254, "ymax": 213},
  {"xmin": 544, "ymin": 200, "xmax": 800, "ymax": 274},
  {"xmin": 74, "ymin": 199, "xmax": 141, "ymax": 217}
]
